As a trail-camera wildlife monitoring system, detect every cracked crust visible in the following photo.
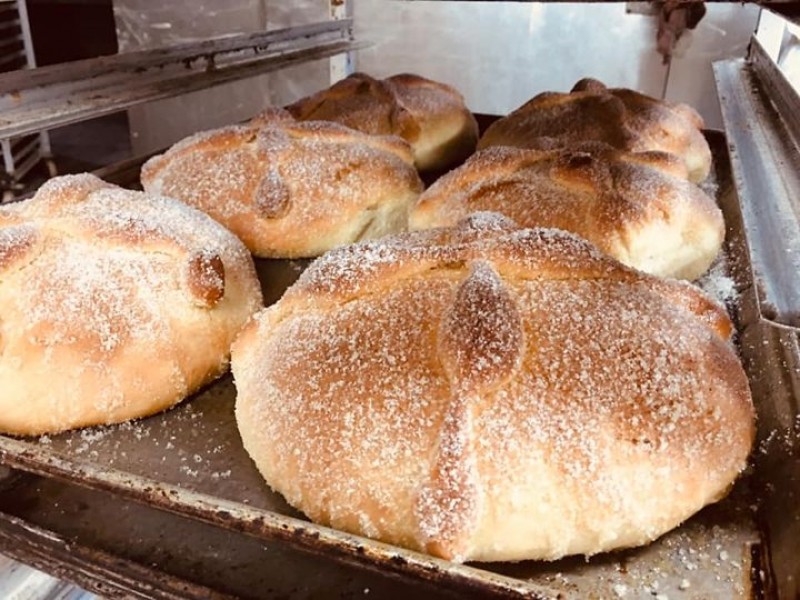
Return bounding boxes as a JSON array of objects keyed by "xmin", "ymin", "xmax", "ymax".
[
  {"xmin": 0, "ymin": 174, "xmax": 263, "ymax": 435},
  {"xmin": 231, "ymin": 214, "xmax": 753, "ymax": 562},
  {"xmin": 141, "ymin": 110, "xmax": 423, "ymax": 259}
]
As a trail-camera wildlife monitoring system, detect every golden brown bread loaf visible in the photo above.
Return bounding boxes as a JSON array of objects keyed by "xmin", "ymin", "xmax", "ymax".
[
  {"xmin": 232, "ymin": 213, "xmax": 754, "ymax": 563},
  {"xmin": 478, "ymin": 78, "xmax": 712, "ymax": 182},
  {"xmin": 286, "ymin": 72, "xmax": 479, "ymax": 172},
  {"xmin": 410, "ymin": 143, "xmax": 724, "ymax": 280},
  {"xmin": 141, "ymin": 109, "xmax": 423, "ymax": 258},
  {"xmin": 0, "ymin": 174, "xmax": 262, "ymax": 435}
]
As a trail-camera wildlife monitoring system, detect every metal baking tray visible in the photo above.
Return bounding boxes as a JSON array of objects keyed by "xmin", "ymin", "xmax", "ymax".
[
  {"xmin": 0, "ymin": 132, "xmax": 774, "ymax": 598},
  {"xmin": 0, "ymin": 471, "xmax": 461, "ymax": 599}
]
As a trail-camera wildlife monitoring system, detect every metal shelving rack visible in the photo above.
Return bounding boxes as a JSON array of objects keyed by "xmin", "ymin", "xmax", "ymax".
[
  {"xmin": 0, "ymin": 0, "xmax": 53, "ymax": 200},
  {"xmin": 0, "ymin": 3, "xmax": 358, "ymax": 202}
]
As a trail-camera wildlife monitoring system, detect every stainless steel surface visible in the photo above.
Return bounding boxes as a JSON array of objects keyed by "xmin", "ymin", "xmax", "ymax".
[
  {"xmin": 353, "ymin": 2, "xmax": 756, "ymax": 129},
  {"xmin": 714, "ymin": 40, "xmax": 800, "ymax": 598},
  {"xmin": 756, "ymin": 7, "xmax": 787, "ymax": 59},
  {"xmin": 113, "ymin": 1, "xmax": 270, "ymax": 49},
  {"xmin": 114, "ymin": 0, "xmax": 334, "ymax": 156},
  {"xmin": 0, "ymin": 133, "xmax": 764, "ymax": 599},
  {"xmin": 714, "ymin": 40, "xmax": 800, "ymax": 327},
  {"xmin": 0, "ymin": 552, "xmax": 98, "ymax": 600},
  {"xmin": 721, "ymin": 33, "xmax": 800, "ymax": 585},
  {"xmin": 15, "ymin": 0, "xmax": 34, "ymax": 70},
  {"xmin": 749, "ymin": 34, "xmax": 800, "ymax": 157},
  {"xmin": 354, "ymin": 3, "xmax": 667, "ymax": 119},
  {"xmin": 0, "ymin": 19, "xmax": 357, "ymax": 140},
  {"xmin": 0, "ymin": 0, "xmax": 51, "ymax": 189},
  {"xmin": 0, "ymin": 18, "xmax": 348, "ymax": 93},
  {"xmin": 663, "ymin": 4, "xmax": 759, "ymax": 132},
  {"xmin": 329, "ymin": 0, "xmax": 355, "ymax": 83}
]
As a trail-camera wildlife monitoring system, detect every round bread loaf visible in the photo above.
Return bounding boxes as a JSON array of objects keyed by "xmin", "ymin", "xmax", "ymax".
[
  {"xmin": 478, "ymin": 78, "xmax": 712, "ymax": 183},
  {"xmin": 141, "ymin": 109, "xmax": 423, "ymax": 258},
  {"xmin": 286, "ymin": 72, "xmax": 479, "ymax": 172},
  {"xmin": 232, "ymin": 213, "xmax": 754, "ymax": 563},
  {"xmin": 410, "ymin": 143, "xmax": 724, "ymax": 280},
  {"xmin": 0, "ymin": 174, "xmax": 263, "ymax": 436}
]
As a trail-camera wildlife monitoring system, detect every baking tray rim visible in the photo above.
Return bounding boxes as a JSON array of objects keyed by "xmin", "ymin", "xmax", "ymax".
[{"xmin": 0, "ymin": 436, "xmax": 559, "ymax": 599}]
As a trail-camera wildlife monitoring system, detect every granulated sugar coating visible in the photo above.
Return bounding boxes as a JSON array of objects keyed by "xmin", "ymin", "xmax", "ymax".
[
  {"xmin": 697, "ymin": 252, "xmax": 739, "ymax": 310},
  {"xmin": 410, "ymin": 143, "xmax": 724, "ymax": 281},
  {"xmin": 140, "ymin": 111, "xmax": 423, "ymax": 259},
  {"xmin": 0, "ymin": 174, "xmax": 262, "ymax": 435},
  {"xmin": 232, "ymin": 215, "xmax": 755, "ymax": 564},
  {"xmin": 285, "ymin": 72, "xmax": 479, "ymax": 172},
  {"xmin": 478, "ymin": 78, "xmax": 712, "ymax": 183}
]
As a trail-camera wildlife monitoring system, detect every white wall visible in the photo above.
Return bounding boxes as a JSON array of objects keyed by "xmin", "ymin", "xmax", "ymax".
[{"xmin": 354, "ymin": 2, "xmax": 759, "ymax": 129}]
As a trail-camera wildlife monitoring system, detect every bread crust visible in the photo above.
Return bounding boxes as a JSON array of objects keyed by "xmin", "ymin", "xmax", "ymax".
[
  {"xmin": 0, "ymin": 174, "xmax": 263, "ymax": 435},
  {"xmin": 410, "ymin": 143, "xmax": 724, "ymax": 280},
  {"xmin": 478, "ymin": 78, "xmax": 712, "ymax": 183},
  {"xmin": 287, "ymin": 73, "xmax": 479, "ymax": 172},
  {"xmin": 232, "ymin": 214, "xmax": 754, "ymax": 563},
  {"xmin": 141, "ymin": 109, "xmax": 423, "ymax": 258}
]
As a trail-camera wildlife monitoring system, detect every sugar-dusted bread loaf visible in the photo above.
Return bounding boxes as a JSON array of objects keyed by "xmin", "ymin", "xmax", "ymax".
[
  {"xmin": 232, "ymin": 214, "xmax": 754, "ymax": 563},
  {"xmin": 141, "ymin": 109, "xmax": 423, "ymax": 258},
  {"xmin": 0, "ymin": 174, "xmax": 262, "ymax": 435},
  {"xmin": 410, "ymin": 143, "xmax": 724, "ymax": 280},
  {"xmin": 478, "ymin": 78, "xmax": 712, "ymax": 182},
  {"xmin": 287, "ymin": 73, "xmax": 479, "ymax": 172}
]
